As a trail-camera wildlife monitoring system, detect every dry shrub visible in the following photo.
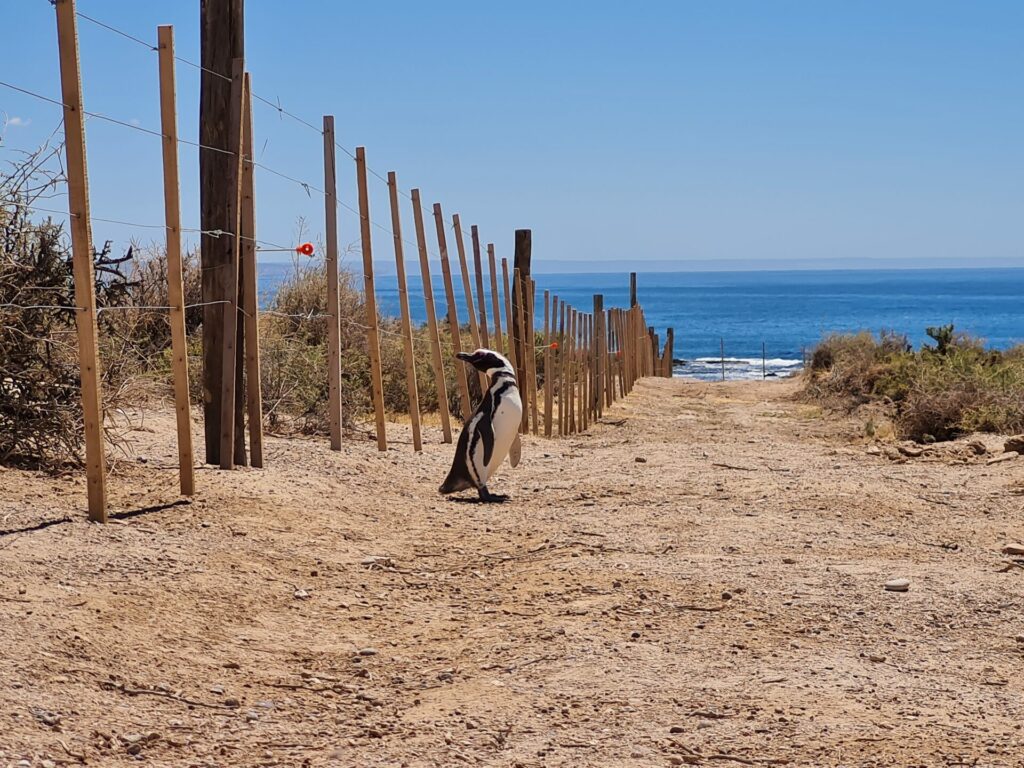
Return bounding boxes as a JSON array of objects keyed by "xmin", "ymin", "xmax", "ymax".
[{"xmin": 803, "ymin": 329, "xmax": 1024, "ymax": 441}]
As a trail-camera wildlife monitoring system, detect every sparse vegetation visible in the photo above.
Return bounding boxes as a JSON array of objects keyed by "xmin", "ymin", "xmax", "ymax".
[{"xmin": 803, "ymin": 329, "xmax": 1024, "ymax": 441}]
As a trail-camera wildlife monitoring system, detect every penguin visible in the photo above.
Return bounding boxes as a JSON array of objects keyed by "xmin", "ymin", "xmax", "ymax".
[{"xmin": 439, "ymin": 348, "xmax": 523, "ymax": 503}]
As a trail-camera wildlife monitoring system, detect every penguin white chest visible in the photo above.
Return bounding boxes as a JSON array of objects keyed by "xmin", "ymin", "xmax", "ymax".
[{"xmin": 481, "ymin": 386, "xmax": 522, "ymax": 482}]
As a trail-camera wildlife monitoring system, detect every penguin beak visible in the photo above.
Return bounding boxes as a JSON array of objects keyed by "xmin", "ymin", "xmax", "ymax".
[{"xmin": 456, "ymin": 352, "xmax": 474, "ymax": 362}]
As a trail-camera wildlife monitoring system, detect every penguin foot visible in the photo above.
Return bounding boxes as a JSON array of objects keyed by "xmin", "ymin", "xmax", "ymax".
[{"xmin": 477, "ymin": 486, "xmax": 509, "ymax": 504}]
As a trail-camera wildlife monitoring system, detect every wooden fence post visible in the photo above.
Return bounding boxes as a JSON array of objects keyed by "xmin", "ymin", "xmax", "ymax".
[
  {"xmin": 471, "ymin": 226, "xmax": 490, "ymax": 348},
  {"xmin": 667, "ymin": 328, "xmax": 675, "ymax": 378},
  {"xmin": 543, "ymin": 291, "xmax": 553, "ymax": 437},
  {"xmin": 218, "ymin": 57, "xmax": 245, "ymax": 470},
  {"xmin": 487, "ymin": 244, "xmax": 503, "ymax": 357},
  {"xmin": 630, "ymin": 272, "xmax": 638, "ymax": 307},
  {"xmin": 411, "ymin": 190, "xmax": 452, "ymax": 443},
  {"xmin": 513, "ymin": 267, "xmax": 530, "ymax": 433},
  {"xmin": 157, "ymin": 24, "xmax": 195, "ymax": 495},
  {"xmin": 511, "ymin": 230, "xmax": 531, "ymax": 378},
  {"xmin": 527, "ymin": 279, "xmax": 539, "ymax": 434},
  {"xmin": 593, "ymin": 295, "xmax": 604, "ymax": 419},
  {"xmin": 387, "ymin": 172, "xmax": 422, "ymax": 452},
  {"xmin": 240, "ymin": 75, "xmax": 263, "ymax": 466},
  {"xmin": 322, "ymin": 116, "xmax": 343, "ymax": 450},
  {"xmin": 354, "ymin": 147, "xmax": 387, "ymax": 451},
  {"xmin": 501, "ymin": 258, "xmax": 520, "ymax": 398},
  {"xmin": 434, "ymin": 204, "xmax": 472, "ymax": 421},
  {"xmin": 452, "ymin": 215, "xmax": 484, "ymax": 395},
  {"xmin": 55, "ymin": 0, "xmax": 107, "ymax": 520},
  {"xmin": 558, "ymin": 301, "xmax": 567, "ymax": 436}
]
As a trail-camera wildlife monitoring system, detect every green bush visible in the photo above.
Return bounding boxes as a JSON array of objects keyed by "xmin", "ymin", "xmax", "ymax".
[{"xmin": 803, "ymin": 327, "xmax": 1024, "ymax": 441}]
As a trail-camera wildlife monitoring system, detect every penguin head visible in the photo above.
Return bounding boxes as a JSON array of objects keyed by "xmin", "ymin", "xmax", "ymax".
[{"xmin": 456, "ymin": 348, "xmax": 515, "ymax": 379}]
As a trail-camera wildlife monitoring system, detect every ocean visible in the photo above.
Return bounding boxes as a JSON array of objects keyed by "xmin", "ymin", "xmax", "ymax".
[{"xmin": 258, "ymin": 265, "xmax": 1024, "ymax": 381}]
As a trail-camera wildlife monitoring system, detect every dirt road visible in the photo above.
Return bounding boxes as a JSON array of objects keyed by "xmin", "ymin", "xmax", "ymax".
[{"xmin": 2, "ymin": 378, "xmax": 1023, "ymax": 767}]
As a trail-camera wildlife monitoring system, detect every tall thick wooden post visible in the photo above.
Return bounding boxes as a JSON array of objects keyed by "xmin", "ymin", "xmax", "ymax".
[
  {"xmin": 157, "ymin": 24, "xmax": 195, "ymax": 495},
  {"xmin": 323, "ymin": 116, "xmax": 343, "ymax": 449},
  {"xmin": 411, "ymin": 190, "xmax": 451, "ymax": 442},
  {"xmin": 387, "ymin": 171, "xmax": 422, "ymax": 453},
  {"xmin": 200, "ymin": 0, "xmax": 244, "ymax": 466},
  {"xmin": 630, "ymin": 272, "xmax": 637, "ymax": 308},
  {"xmin": 355, "ymin": 148, "xmax": 388, "ymax": 451},
  {"xmin": 55, "ymin": 0, "xmax": 107, "ymax": 521},
  {"xmin": 511, "ymin": 229, "xmax": 532, "ymax": 380}
]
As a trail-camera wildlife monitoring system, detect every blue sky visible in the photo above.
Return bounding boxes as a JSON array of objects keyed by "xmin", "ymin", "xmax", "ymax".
[{"xmin": 2, "ymin": 1, "xmax": 1022, "ymax": 269}]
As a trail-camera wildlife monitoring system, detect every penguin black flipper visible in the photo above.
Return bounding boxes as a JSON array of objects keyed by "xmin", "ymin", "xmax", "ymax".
[
  {"xmin": 469, "ymin": 389, "xmax": 496, "ymax": 470},
  {"xmin": 439, "ymin": 423, "xmax": 475, "ymax": 494}
]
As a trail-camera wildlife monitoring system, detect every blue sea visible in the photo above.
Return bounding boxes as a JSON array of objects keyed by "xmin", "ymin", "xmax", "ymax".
[{"xmin": 258, "ymin": 266, "xmax": 1024, "ymax": 381}]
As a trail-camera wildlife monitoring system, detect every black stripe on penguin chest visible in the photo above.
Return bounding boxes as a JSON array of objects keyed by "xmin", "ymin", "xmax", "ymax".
[{"xmin": 467, "ymin": 379, "xmax": 517, "ymax": 471}]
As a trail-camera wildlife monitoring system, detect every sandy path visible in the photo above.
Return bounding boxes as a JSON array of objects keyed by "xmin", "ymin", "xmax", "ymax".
[{"xmin": 2, "ymin": 378, "xmax": 1023, "ymax": 767}]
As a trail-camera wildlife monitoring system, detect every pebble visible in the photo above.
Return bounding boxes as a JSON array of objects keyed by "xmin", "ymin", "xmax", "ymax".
[
  {"xmin": 868, "ymin": 654, "xmax": 886, "ymax": 663},
  {"xmin": 210, "ymin": 685, "xmax": 224, "ymax": 695},
  {"xmin": 293, "ymin": 588, "xmax": 310, "ymax": 600},
  {"xmin": 634, "ymin": 457, "xmax": 647, "ymax": 463},
  {"xmin": 782, "ymin": 557, "xmax": 796, "ymax": 565},
  {"xmin": 884, "ymin": 578, "xmax": 911, "ymax": 592},
  {"xmin": 42, "ymin": 761, "xmax": 56, "ymax": 768},
  {"xmin": 358, "ymin": 647, "xmax": 378, "ymax": 656},
  {"xmin": 245, "ymin": 710, "xmax": 260, "ymax": 722}
]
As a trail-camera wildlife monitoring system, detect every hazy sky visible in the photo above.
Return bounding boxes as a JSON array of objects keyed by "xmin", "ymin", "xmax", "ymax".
[{"xmin": 2, "ymin": 1, "xmax": 1022, "ymax": 268}]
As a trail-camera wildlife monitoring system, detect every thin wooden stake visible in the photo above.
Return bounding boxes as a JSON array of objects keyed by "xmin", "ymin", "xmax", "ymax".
[
  {"xmin": 502, "ymin": 258, "xmax": 519, "ymax": 408},
  {"xmin": 322, "ymin": 116, "xmax": 343, "ymax": 450},
  {"xmin": 55, "ymin": 0, "xmax": 106, "ymax": 520},
  {"xmin": 543, "ymin": 291, "xmax": 553, "ymax": 437},
  {"xmin": 411, "ymin": 190, "xmax": 451, "ymax": 443},
  {"xmin": 471, "ymin": 226, "xmax": 490, "ymax": 348},
  {"xmin": 387, "ymin": 171, "xmax": 421, "ymax": 453},
  {"xmin": 558, "ymin": 301, "xmax": 567, "ymax": 436},
  {"xmin": 157, "ymin": 25, "xmax": 195, "ymax": 495},
  {"xmin": 218, "ymin": 57, "xmax": 245, "ymax": 470},
  {"xmin": 452, "ymin": 215, "xmax": 484, "ymax": 396},
  {"xmin": 240, "ymin": 75, "xmax": 262, "ymax": 467},
  {"xmin": 355, "ymin": 147, "xmax": 387, "ymax": 451},
  {"xmin": 593, "ymin": 295, "xmax": 604, "ymax": 419},
  {"xmin": 527, "ymin": 279, "xmax": 539, "ymax": 435},
  {"xmin": 487, "ymin": 244, "xmax": 503, "ymax": 357},
  {"xmin": 513, "ymin": 267, "xmax": 530, "ymax": 433},
  {"xmin": 434, "ymin": 204, "xmax": 472, "ymax": 421}
]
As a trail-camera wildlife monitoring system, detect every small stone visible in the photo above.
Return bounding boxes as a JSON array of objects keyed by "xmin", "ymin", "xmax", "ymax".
[
  {"xmin": 126, "ymin": 743, "xmax": 143, "ymax": 755},
  {"xmin": 669, "ymin": 725, "xmax": 685, "ymax": 734},
  {"xmin": 866, "ymin": 445, "xmax": 882, "ymax": 456},
  {"xmin": 1002, "ymin": 544, "xmax": 1024, "ymax": 557},
  {"xmin": 1014, "ymin": 635, "xmax": 1024, "ymax": 644},
  {"xmin": 884, "ymin": 578, "xmax": 911, "ymax": 592},
  {"xmin": 245, "ymin": 711, "xmax": 260, "ymax": 722},
  {"xmin": 293, "ymin": 588, "xmax": 310, "ymax": 600},
  {"xmin": 782, "ymin": 557, "xmax": 796, "ymax": 565},
  {"xmin": 224, "ymin": 698, "xmax": 240, "ymax": 708},
  {"xmin": 1004, "ymin": 435, "xmax": 1024, "ymax": 454},
  {"xmin": 121, "ymin": 733, "xmax": 144, "ymax": 744},
  {"xmin": 634, "ymin": 457, "xmax": 647, "ymax": 463},
  {"xmin": 41, "ymin": 761, "xmax": 56, "ymax": 768},
  {"xmin": 897, "ymin": 443, "xmax": 925, "ymax": 458},
  {"xmin": 358, "ymin": 647, "xmax": 378, "ymax": 656},
  {"xmin": 223, "ymin": 661, "xmax": 241, "ymax": 670},
  {"xmin": 966, "ymin": 440, "xmax": 988, "ymax": 455},
  {"xmin": 721, "ymin": 591, "xmax": 732, "ymax": 601},
  {"xmin": 868, "ymin": 654, "xmax": 886, "ymax": 663}
]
